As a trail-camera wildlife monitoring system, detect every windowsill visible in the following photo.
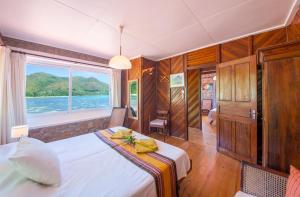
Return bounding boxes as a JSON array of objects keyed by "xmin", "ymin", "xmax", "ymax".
[{"xmin": 28, "ymin": 109, "xmax": 112, "ymax": 129}]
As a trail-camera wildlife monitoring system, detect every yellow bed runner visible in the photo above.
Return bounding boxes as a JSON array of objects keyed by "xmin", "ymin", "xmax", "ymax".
[{"xmin": 95, "ymin": 129, "xmax": 178, "ymax": 197}]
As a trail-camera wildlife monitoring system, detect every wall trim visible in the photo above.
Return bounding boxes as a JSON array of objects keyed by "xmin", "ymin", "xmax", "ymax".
[
  {"xmin": 156, "ymin": 24, "xmax": 286, "ymax": 61},
  {"xmin": 2, "ymin": 36, "xmax": 109, "ymax": 66},
  {"xmin": 284, "ymin": 0, "xmax": 300, "ymax": 25}
]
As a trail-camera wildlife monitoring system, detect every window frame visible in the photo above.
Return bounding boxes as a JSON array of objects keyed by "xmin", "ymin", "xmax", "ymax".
[{"xmin": 26, "ymin": 57, "xmax": 112, "ymax": 120}]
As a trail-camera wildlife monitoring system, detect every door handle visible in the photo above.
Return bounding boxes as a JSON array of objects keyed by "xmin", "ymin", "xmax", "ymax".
[{"xmin": 251, "ymin": 109, "xmax": 256, "ymax": 120}]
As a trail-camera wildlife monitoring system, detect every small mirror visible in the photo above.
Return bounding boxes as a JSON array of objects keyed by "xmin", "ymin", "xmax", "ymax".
[{"xmin": 128, "ymin": 80, "xmax": 138, "ymax": 119}]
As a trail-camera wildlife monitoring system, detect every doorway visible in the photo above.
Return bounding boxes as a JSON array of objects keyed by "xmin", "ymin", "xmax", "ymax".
[
  {"xmin": 200, "ymin": 69, "xmax": 217, "ymax": 145},
  {"xmin": 199, "ymin": 68, "xmax": 217, "ymax": 134},
  {"xmin": 187, "ymin": 66, "xmax": 216, "ymax": 147}
]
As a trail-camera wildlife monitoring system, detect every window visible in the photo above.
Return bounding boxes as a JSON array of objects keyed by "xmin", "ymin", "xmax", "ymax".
[
  {"xmin": 26, "ymin": 64, "xmax": 69, "ymax": 114},
  {"xmin": 26, "ymin": 60, "xmax": 112, "ymax": 116},
  {"xmin": 71, "ymin": 71, "xmax": 110, "ymax": 110}
]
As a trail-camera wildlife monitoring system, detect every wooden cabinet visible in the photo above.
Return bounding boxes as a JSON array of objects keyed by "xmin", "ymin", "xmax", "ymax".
[
  {"xmin": 216, "ymin": 56, "xmax": 257, "ymax": 163},
  {"xmin": 259, "ymin": 41, "xmax": 300, "ymax": 172}
]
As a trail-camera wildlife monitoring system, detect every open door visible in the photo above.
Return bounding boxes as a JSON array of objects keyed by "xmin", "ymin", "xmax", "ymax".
[{"xmin": 216, "ymin": 56, "xmax": 257, "ymax": 163}]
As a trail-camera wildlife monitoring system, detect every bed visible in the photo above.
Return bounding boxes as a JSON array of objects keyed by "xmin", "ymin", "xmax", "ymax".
[
  {"xmin": 0, "ymin": 126, "xmax": 190, "ymax": 197},
  {"xmin": 208, "ymin": 108, "xmax": 217, "ymax": 125}
]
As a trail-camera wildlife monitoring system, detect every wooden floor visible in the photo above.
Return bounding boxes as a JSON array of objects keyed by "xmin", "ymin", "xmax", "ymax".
[{"xmin": 151, "ymin": 116, "xmax": 240, "ymax": 197}]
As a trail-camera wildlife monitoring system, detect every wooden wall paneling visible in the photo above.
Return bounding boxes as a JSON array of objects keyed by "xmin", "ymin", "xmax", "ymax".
[
  {"xmin": 170, "ymin": 55, "xmax": 187, "ymax": 139},
  {"xmin": 221, "ymin": 37, "xmax": 251, "ymax": 62},
  {"xmin": 0, "ymin": 33, "xmax": 4, "ymax": 46},
  {"xmin": 249, "ymin": 36, "xmax": 254, "ymax": 55},
  {"xmin": 186, "ymin": 45, "xmax": 217, "ymax": 67},
  {"xmin": 142, "ymin": 58, "xmax": 157, "ymax": 134},
  {"xmin": 287, "ymin": 8, "xmax": 300, "ymax": 41},
  {"xmin": 216, "ymin": 44, "xmax": 221, "ymax": 63},
  {"xmin": 259, "ymin": 41, "xmax": 300, "ymax": 172},
  {"xmin": 184, "ymin": 54, "xmax": 189, "ymax": 140},
  {"xmin": 128, "ymin": 58, "xmax": 142, "ymax": 80},
  {"xmin": 121, "ymin": 70, "xmax": 128, "ymax": 108},
  {"xmin": 2, "ymin": 36, "xmax": 108, "ymax": 65},
  {"xmin": 157, "ymin": 59, "xmax": 170, "ymax": 111},
  {"xmin": 253, "ymin": 28, "xmax": 287, "ymax": 52},
  {"xmin": 187, "ymin": 69, "xmax": 200, "ymax": 128},
  {"xmin": 140, "ymin": 58, "xmax": 144, "ymax": 134},
  {"xmin": 127, "ymin": 58, "xmax": 142, "ymax": 132}
]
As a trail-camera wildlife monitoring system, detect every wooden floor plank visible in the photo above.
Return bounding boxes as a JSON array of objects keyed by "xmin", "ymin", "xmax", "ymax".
[{"xmin": 151, "ymin": 116, "xmax": 240, "ymax": 197}]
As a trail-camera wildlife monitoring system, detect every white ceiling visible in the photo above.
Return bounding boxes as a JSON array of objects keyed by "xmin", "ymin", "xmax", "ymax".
[{"xmin": 0, "ymin": 0, "xmax": 298, "ymax": 61}]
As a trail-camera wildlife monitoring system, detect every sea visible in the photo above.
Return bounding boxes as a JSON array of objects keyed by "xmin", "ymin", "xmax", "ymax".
[{"xmin": 26, "ymin": 95, "xmax": 110, "ymax": 114}]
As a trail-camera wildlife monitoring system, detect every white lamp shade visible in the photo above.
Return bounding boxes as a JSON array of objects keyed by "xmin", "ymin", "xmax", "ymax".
[
  {"xmin": 11, "ymin": 125, "xmax": 29, "ymax": 138},
  {"xmin": 213, "ymin": 76, "xmax": 216, "ymax": 81},
  {"xmin": 109, "ymin": 55, "xmax": 132, "ymax": 69}
]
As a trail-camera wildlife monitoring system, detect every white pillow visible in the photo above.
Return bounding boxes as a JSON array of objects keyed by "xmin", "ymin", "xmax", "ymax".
[{"xmin": 9, "ymin": 137, "xmax": 62, "ymax": 186}]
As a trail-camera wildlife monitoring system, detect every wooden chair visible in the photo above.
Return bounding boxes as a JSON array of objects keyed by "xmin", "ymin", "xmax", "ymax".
[
  {"xmin": 149, "ymin": 110, "xmax": 169, "ymax": 141},
  {"xmin": 108, "ymin": 107, "xmax": 127, "ymax": 128},
  {"xmin": 237, "ymin": 161, "xmax": 288, "ymax": 197}
]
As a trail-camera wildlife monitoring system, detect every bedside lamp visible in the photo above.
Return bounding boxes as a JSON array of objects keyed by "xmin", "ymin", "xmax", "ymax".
[{"xmin": 11, "ymin": 125, "xmax": 29, "ymax": 140}]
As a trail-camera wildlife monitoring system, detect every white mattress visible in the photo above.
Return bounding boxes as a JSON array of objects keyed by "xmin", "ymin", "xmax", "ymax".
[
  {"xmin": 0, "ymin": 127, "xmax": 190, "ymax": 197},
  {"xmin": 208, "ymin": 108, "xmax": 217, "ymax": 122}
]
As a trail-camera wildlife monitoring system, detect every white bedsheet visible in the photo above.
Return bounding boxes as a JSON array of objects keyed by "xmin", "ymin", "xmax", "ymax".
[
  {"xmin": 0, "ymin": 127, "xmax": 190, "ymax": 197},
  {"xmin": 208, "ymin": 108, "xmax": 217, "ymax": 123}
]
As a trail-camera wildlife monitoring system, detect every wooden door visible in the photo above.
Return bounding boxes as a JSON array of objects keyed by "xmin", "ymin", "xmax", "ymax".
[
  {"xmin": 216, "ymin": 56, "xmax": 257, "ymax": 163},
  {"xmin": 260, "ymin": 41, "xmax": 300, "ymax": 172}
]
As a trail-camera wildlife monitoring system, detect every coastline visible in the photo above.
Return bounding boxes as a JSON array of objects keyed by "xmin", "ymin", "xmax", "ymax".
[{"xmin": 26, "ymin": 95, "xmax": 109, "ymax": 99}]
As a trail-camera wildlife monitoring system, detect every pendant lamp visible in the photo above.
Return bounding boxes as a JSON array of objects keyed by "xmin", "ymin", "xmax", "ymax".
[{"xmin": 109, "ymin": 26, "xmax": 132, "ymax": 69}]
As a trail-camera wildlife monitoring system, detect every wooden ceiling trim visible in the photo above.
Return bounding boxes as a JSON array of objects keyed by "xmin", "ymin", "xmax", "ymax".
[
  {"xmin": 186, "ymin": 45, "xmax": 217, "ymax": 67},
  {"xmin": 2, "ymin": 36, "xmax": 108, "ymax": 65}
]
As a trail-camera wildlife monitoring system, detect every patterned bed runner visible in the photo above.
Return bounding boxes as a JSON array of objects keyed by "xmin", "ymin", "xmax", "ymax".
[{"xmin": 95, "ymin": 129, "xmax": 178, "ymax": 197}]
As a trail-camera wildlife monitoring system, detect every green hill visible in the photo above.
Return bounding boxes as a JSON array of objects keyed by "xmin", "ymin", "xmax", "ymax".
[{"xmin": 26, "ymin": 72, "xmax": 109, "ymax": 97}]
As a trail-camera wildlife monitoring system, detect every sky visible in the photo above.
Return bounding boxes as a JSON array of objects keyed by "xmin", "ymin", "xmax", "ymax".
[{"xmin": 27, "ymin": 64, "xmax": 110, "ymax": 84}]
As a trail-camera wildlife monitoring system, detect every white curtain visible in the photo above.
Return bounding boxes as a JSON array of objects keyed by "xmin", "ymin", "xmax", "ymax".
[
  {"xmin": 11, "ymin": 52, "xmax": 27, "ymax": 125},
  {"xmin": 0, "ymin": 47, "xmax": 27, "ymax": 144},
  {"xmin": 111, "ymin": 69, "xmax": 121, "ymax": 107}
]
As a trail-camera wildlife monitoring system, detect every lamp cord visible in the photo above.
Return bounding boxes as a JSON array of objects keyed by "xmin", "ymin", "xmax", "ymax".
[{"xmin": 119, "ymin": 26, "xmax": 123, "ymax": 56}]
